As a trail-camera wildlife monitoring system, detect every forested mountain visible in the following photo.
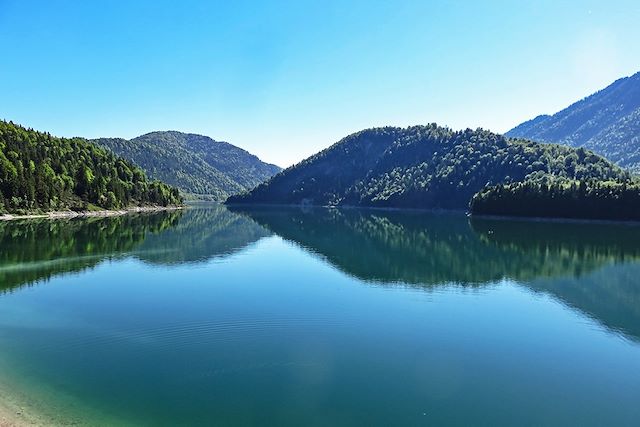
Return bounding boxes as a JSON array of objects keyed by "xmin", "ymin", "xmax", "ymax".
[
  {"xmin": 0, "ymin": 121, "xmax": 182, "ymax": 214},
  {"xmin": 507, "ymin": 71, "xmax": 640, "ymax": 172},
  {"xmin": 227, "ymin": 124, "xmax": 631, "ymax": 211},
  {"xmin": 93, "ymin": 131, "xmax": 281, "ymax": 200}
]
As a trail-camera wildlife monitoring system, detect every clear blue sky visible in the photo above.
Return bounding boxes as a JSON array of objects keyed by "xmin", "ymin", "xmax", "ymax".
[{"xmin": 1, "ymin": 0, "xmax": 639, "ymax": 166}]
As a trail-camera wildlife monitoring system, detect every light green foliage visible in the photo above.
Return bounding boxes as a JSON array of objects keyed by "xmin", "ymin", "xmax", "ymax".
[{"xmin": 0, "ymin": 121, "xmax": 183, "ymax": 214}]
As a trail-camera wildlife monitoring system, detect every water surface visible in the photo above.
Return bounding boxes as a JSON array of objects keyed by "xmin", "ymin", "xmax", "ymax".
[{"xmin": 1, "ymin": 205, "xmax": 639, "ymax": 426}]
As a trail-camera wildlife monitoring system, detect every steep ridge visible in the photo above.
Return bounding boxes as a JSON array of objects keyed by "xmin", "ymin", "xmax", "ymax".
[{"xmin": 507, "ymin": 71, "xmax": 640, "ymax": 173}]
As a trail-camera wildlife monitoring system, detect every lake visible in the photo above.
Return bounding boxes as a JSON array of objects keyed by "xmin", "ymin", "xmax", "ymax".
[{"xmin": 0, "ymin": 205, "xmax": 639, "ymax": 426}]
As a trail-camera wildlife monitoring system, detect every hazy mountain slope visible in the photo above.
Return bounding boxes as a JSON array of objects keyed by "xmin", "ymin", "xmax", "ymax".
[
  {"xmin": 93, "ymin": 131, "xmax": 281, "ymax": 200},
  {"xmin": 227, "ymin": 124, "xmax": 630, "ymax": 210},
  {"xmin": 0, "ymin": 121, "xmax": 182, "ymax": 214},
  {"xmin": 507, "ymin": 71, "xmax": 640, "ymax": 172}
]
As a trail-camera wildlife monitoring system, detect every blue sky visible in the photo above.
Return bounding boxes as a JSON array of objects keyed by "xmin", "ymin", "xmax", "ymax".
[{"xmin": 1, "ymin": 0, "xmax": 639, "ymax": 166}]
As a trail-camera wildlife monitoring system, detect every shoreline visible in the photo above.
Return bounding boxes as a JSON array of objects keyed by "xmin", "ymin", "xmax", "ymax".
[
  {"xmin": 0, "ymin": 205, "xmax": 184, "ymax": 222},
  {"xmin": 0, "ymin": 383, "xmax": 49, "ymax": 427},
  {"xmin": 226, "ymin": 202, "xmax": 640, "ymax": 225},
  {"xmin": 468, "ymin": 212, "xmax": 640, "ymax": 226}
]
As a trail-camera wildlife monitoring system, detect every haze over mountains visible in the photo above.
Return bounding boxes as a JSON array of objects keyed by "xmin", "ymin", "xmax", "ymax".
[
  {"xmin": 93, "ymin": 131, "xmax": 281, "ymax": 201},
  {"xmin": 507, "ymin": 71, "xmax": 640, "ymax": 173}
]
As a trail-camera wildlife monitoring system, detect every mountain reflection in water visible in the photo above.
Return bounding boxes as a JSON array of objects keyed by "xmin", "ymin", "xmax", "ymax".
[{"xmin": 2, "ymin": 204, "xmax": 639, "ymax": 341}]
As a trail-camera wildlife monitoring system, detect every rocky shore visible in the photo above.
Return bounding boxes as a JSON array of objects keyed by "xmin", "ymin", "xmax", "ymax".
[{"xmin": 0, "ymin": 205, "xmax": 183, "ymax": 221}]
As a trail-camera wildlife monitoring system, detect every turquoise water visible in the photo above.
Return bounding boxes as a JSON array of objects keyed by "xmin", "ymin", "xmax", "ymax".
[{"xmin": 1, "ymin": 205, "xmax": 640, "ymax": 426}]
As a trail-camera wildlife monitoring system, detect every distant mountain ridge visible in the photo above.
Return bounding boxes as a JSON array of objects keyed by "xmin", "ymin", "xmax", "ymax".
[
  {"xmin": 507, "ymin": 71, "xmax": 640, "ymax": 172},
  {"xmin": 93, "ymin": 131, "xmax": 281, "ymax": 200},
  {"xmin": 227, "ymin": 124, "xmax": 631, "ymax": 211}
]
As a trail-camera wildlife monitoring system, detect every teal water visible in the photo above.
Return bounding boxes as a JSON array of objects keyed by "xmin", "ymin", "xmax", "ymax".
[{"xmin": 1, "ymin": 205, "xmax": 640, "ymax": 426}]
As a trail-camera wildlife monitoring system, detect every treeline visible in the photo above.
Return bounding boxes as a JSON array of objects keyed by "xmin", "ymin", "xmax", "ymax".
[
  {"xmin": 470, "ymin": 178, "xmax": 640, "ymax": 221},
  {"xmin": 0, "ymin": 121, "xmax": 182, "ymax": 214}
]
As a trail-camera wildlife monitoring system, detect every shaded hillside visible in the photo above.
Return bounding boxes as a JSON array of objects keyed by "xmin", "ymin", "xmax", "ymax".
[
  {"xmin": 507, "ymin": 71, "xmax": 640, "ymax": 173},
  {"xmin": 0, "ymin": 121, "xmax": 182, "ymax": 213},
  {"xmin": 94, "ymin": 131, "xmax": 281, "ymax": 200},
  {"xmin": 227, "ymin": 124, "xmax": 629, "ymax": 210}
]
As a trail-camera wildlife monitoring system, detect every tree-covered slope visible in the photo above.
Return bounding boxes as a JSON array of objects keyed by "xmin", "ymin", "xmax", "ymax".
[
  {"xmin": 0, "ymin": 121, "xmax": 182, "ymax": 214},
  {"xmin": 506, "ymin": 71, "xmax": 640, "ymax": 173},
  {"xmin": 93, "ymin": 131, "xmax": 281, "ymax": 200},
  {"xmin": 227, "ymin": 124, "xmax": 630, "ymax": 210}
]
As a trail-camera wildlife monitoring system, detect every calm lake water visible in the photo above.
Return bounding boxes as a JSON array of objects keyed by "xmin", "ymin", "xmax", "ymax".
[{"xmin": 1, "ymin": 205, "xmax": 640, "ymax": 426}]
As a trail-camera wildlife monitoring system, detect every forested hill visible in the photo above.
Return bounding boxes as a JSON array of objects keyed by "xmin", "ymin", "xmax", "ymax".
[
  {"xmin": 0, "ymin": 121, "xmax": 182, "ymax": 214},
  {"xmin": 506, "ymin": 71, "xmax": 640, "ymax": 173},
  {"xmin": 93, "ymin": 131, "xmax": 281, "ymax": 200},
  {"xmin": 226, "ymin": 124, "xmax": 630, "ymax": 210}
]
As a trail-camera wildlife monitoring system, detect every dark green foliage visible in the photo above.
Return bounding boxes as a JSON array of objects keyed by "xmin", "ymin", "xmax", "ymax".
[
  {"xmin": 93, "ymin": 131, "xmax": 281, "ymax": 200},
  {"xmin": 507, "ymin": 71, "xmax": 640, "ymax": 173},
  {"xmin": 0, "ymin": 121, "xmax": 182, "ymax": 214},
  {"xmin": 470, "ymin": 178, "xmax": 640, "ymax": 221},
  {"xmin": 227, "ymin": 124, "xmax": 630, "ymax": 210}
]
